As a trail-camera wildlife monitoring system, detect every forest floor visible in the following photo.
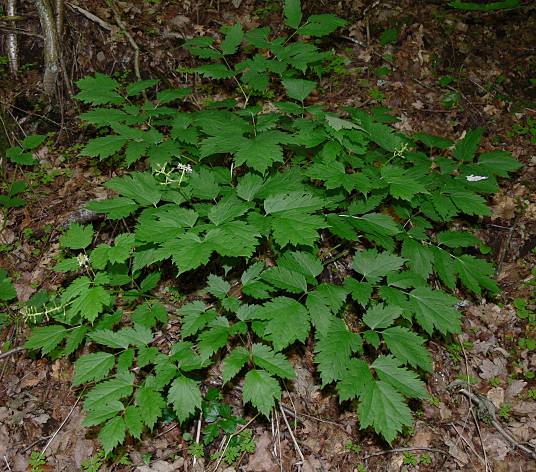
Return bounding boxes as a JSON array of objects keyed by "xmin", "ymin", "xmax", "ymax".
[{"xmin": 1, "ymin": 1, "xmax": 536, "ymax": 471}]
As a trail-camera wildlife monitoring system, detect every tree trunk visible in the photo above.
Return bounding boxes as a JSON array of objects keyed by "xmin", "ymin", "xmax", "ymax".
[{"xmin": 33, "ymin": 0, "xmax": 60, "ymax": 96}]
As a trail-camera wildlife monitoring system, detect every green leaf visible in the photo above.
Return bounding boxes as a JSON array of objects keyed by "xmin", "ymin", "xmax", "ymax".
[
  {"xmin": 119, "ymin": 324, "xmax": 154, "ymax": 347},
  {"xmin": 255, "ymin": 297, "xmax": 310, "ymax": 351},
  {"xmin": 84, "ymin": 372, "xmax": 135, "ymax": 410},
  {"xmin": 265, "ymin": 193, "xmax": 324, "ymax": 216},
  {"xmin": 261, "ymin": 266, "xmax": 307, "ymax": 294},
  {"xmin": 455, "ymin": 255, "xmax": 499, "ymax": 295},
  {"xmin": 298, "ymin": 14, "xmax": 347, "ymax": 37},
  {"xmin": 401, "ymin": 239, "xmax": 434, "ymax": 279},
  {"xmin": 86, "ymin": 197, "xmax": 139, "ymax": 220},
  {"xmin": 180, "ymin": 302, "xmax": 217, "ymax": 338},
  {"xmin": 70, "ymin": 285, "xmax": 111, "ymax": 323},
  {"xmin": 236, "ymin": 173, "xmax": 264, "ymax": 201},
  {"xmin": 314, "ymin": 318, "xmax": 362, "ymax": 386},
  {"xmin": 22, "ymin": 134, "xmax": 47, "ymax": 150},
  {"xmin": 382, "ymin": 326, "xmax": 432, "ymax": 372},
  {"xmin": 345, "ymin": 278, "xmax": 373, "ymax": 306},
  {"xmin": 381, "ymin": 165, "xmax": 428, "ymax": 201},
  {"xmin": 73, "ymin": 352, "xmax": 115, "ymax": 385},
  {"xmin": 270, "ymin": 212, "xmax": 326, "ymax": 247},
  {"xmin": 81, "ymin": 135, "xmax": 128, "ymax": 160},
  {"xmin": 60, "ymin": 223, "xmax": 93, "ymax": 250},
  {"xmin": 234, "ymin": 131, "xmax": 286, "ymax": 174},
  {"xmin": 282, "ymin": 79, "xmax": 317, "ymax": 102},
  {"xmin": 74, "ymin": 73, "xmax": 123, "ymax": 105},
  {"xmin": 252, "ymin": 343, "xmax": 294, "ymax": 379},
  {"xmin": 25, "ymin": 325, "xmax": 68, "ymax": 355},
  {"xmin": 221, "ymin": 23, "xmax": 244, "ymax": 55},
  {"xmin": 449, "ymin": 191, "xmax": 490, "ymax": 216},
  {"xmin": 206, "ymin": 274, "xmax": 231, "ymax": 299},
  {"xmin": 222, "ymin": 347, "xmax": 249, "ymax": 383},
  {"xmin": 0, "ymin": 270, "xmax": 17, "ymax": 301},
  {"xmin": 242, "ymin": 369, "xmax": 281, "ymax": 417},
  {"xmin": 408, "ymin": 287, "xmax": 461, "ymax": 335},
  {"xmin": 207, "ymin": 195, "xmax": 251, "ymax": 226},
  {"xmin": 350, "ymin": 213, "xmax": 401, "ymax": 237},
  {"xmin": 63, "ymin": 325, "xmax": 88, "ymax": 356},
  {"xmin": 336, "ymin": 358, "xmax": 373, "ymax": 401},
  {"xmin": 371, "ymin": 355, "xmax": 428, "ymax": 399},
  {"xmin": 124, "ymin": 405, "xmax": 144, "ymax": 439},
  {"xmin": 478, "ymin": 150, "xmax": 523, "ymax": 177},
  {"xmin": 432, "ymin": 247, "xmax": 457, "ymax": 290},
  {"xmin": 82, "ymin": 400, "xmax": 124, "ymax": 427},
  {"xmin": 136, "ymin": 387, "xmax": 166, "ymax": 430},
  {"xmin": 437, "ymin": 231, "xmax": 480, "ymax": 248},
  {"xmin": 353, "ymin": 249, "xmax": 406, "ymax": 283},
  {"xmin": 6, "ymin": 147, "xmax": 36, "ymax": 165},
  {"xmin": 99, "ymin": 416, "xmax": 126, "ymax": 455},
  {"xmin": 194, "ymin": 63, "xmax": 235, "ymax": 79},
  {"xmin": 284, "ymin": 0, "xmax": 302, "ymax": 29},
  {"xmin": 453, "ymin": 128, "xmax": 483, "ymax": 161},
  {"xmin": 168, "ymin": 376, "xmax": 202, "ymax": 423},
  {"xmin": 358, "ymin": 380, "xmax": 413, "ymax": 445},
  {"xmin": 362, "ymin": 304, "xmax": 402, "ymax": 330},
  {"xmin": 197, "ymin": 318, "xmax": 229, "ymax": 359},
  {"xmin": 88, "ymin": 329, "xmax": 129, "ymax": 349},
  {"xmin": 126, "ymin": 79, "xmax": 159, "ymax": 96},
  {"xmin": 106, "ymin": 172, "xmax": 162, "ymax": 207}
]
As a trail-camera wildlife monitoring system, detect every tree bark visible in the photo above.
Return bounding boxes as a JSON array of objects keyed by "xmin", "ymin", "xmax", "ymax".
[
  {"xmin": 33, "ymin": 0, "xmax": 60, "ymax": 96},
  {"xmin": 6, "ymin": 0, "xmax": 19, "ymax": 76}
]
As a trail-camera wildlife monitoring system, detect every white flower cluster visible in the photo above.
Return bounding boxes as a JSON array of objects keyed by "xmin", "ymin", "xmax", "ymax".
[{"xmin": 176, "ymin": 163, "xmax": 193, "ymax": 174}]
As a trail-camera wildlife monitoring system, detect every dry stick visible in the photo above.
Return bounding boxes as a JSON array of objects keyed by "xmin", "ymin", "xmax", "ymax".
[
  {"xmin": 65, "ymin": 2, "xmax": 113, "ymax": 31},
  {"xmin": 458, "ymin": 335, "xmax": 491, "ymax": 472},
  {"xmin": 6, "ymin": 0, "xmax": 18, "ymax": 75},
  {"xmin": 211, "ymin": 414, "xmax": 258, "ymax": 472},
  {"xmin": 192, "ymin": 412, "xmax": 202, "ymax": 468},
  {"xmin": 108, "ymin": 1, "xmax": 142, "ymax": 83},
  {"xmin": 450, "ymin": 423, "xmax": 486, "ymax": 467},
  {"xmin": 41, "ymin": 394, "xmax": 82, "ymax": 456},
  {"xmin": 0, "ymin": 26, "xmax": 43, "ymax": 38},
  {"xmin": 363, "ymin": 447, "xmax": 451, "ymax": 460},
  {"xmin": 33, "ymin": 0, "xmax": 60, "ymax": 96},
  {"xmin": 3, "ymin": 455, "xmax": 12, "ymax": 471},
  {"xmin": 0, "ymin": 346, "xmax": 24, "ymax": 361},
  {"xmin": 279, "ymin": 403, "xmax": 305, "ymax": 465}
]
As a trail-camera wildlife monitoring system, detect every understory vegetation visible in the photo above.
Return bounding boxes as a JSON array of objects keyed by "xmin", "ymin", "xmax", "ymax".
[{"xmin": 1, "ymin": 0, "xmax": 524, "ymax": 462}]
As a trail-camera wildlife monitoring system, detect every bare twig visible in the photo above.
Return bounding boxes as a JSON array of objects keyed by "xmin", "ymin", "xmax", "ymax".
[
  {"xmin": 65, "ymin": 2, "xmax": 113, "ymax": 31},
  {"xmin": 3, "ymin": 455, "xmax": 12, "ymax": 471},
  {"xmin": 107, "ymin": 0, "xmax": 142, "ymax": 82},
  {"xmin": 279, "ymin": 403, "xmax": 305, "ymax": 464},
  {"xmin": 192, "ymin": 412, "xmax": 202, "ymax": 467},
  {"xmin": 33, "ymin": 0, "xmax": 60, "ymax": 96},
  {"xmin": 6, "ymin": 0, "xmax": 18, "ymax": 76},
  {"xmin": 450, "ymin": 423, "xmax": 487, "ymax": 467},
  {"xmin": 364, "ymin": 447, "xmax": 451, "ymax": 460},
  {"xmin": 0, "ymin": 26, "xmax": 43, "ymax": 38},
  {"xmin": 0, "ymin": 346, "xmax": 24, "ymax": 361},
  {"xmin": 41, "ymin": 394, "xmax": 82, "ymax": 455}
]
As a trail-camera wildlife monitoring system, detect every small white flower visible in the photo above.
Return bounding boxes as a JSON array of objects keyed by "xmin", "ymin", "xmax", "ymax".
[
  {"xmin": 176, "ymin": 163, "xmax": 193, "ymax": 174},
  {"xmin": 77, "ymin": 253, "xmax": 90, "ymax": 268},
  {"xmin": 466, "ymin": 175, "xmax": 488, "ymax": 182}
]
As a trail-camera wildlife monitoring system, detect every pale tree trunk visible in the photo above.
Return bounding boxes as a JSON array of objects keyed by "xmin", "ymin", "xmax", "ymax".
[
  {"xmin": 33, "ymin": 0, "xmax": 60, "ymax": 96},
  {"xmin": 6, "ymin": 0, "xmax": 18, "ymax": 76}
]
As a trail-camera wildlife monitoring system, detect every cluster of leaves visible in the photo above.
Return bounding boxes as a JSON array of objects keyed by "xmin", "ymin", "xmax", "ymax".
[{"xmin": 23, "ymin": 0, "xmax": 523, "ymax": 455}]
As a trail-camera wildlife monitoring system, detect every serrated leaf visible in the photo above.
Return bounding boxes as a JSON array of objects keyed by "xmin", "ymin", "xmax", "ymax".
[
  {"xmin": 381, "ymin": 165, "xmax": 428, "ymax": 201},
  {"xmin": 69, "ymin": 285, "xmax": 111, "ymax": 323},
  {"xmin": 358, "ymin": 380, "xmax": 413, "ymax": 444},
  {"xmin": 0, "ymin": 270, "xmax": 17, "ymax": 301},
  {"xmin": 207, "ymin": 274, "xmax": 231, "ymax": 299},
  {"xmin": 74, "ymin": 73, "xmax": 123, "ymax": 105},
  {"xmin": 284, "ymin": 0, "xmax": 302, "ymax": 28},
  {"xmin": 408, "ymin": 287, "xmax": 461, "ymax": 335},
  {"xmin": 88, "ymin": 329, "xmax": 129, "ymax": 349},
  {"xmin": 25, "ymin": 325, "xmax": 68, "ymax": 355},
  {"xmin": 198, "ymin": 318, "xmax": 229, "ymax": 359},
  {"xmin": 194, "ymin": 63, "xmax": 235, "ymax": 79},
  {"xmin": 207, "ymin": 195, "xmax": 251, "ymax": 226},
  {"xmin": 124, "ymin": 405, "xmax": 144, "ymax": 440},
  {"xmin": 63, "ymin": 325, "xmax": 88, "ymax": 356},
  {"xmin": 382, "ymin": 326, "xmax": 432, "ymax": 372},
  {"xmin": 255, "ymin": 297, "xmax": 310, "ymax": 351},
  {"xmin": 99, "ymin": 416, "xmax": 126, "ymax": 455},
  {"xmin": 282, "ymin": 78, "xmax": 317, "ymax": 101},
  {"xmin": 168, "ymin": 376, "xmax": 202, "ymax": 423},
  {"xmin": 118, "ymin": 324, "xmax": 154, "ymax": 346},
  {"xmin": 157, "ymin": 87, "xmax": 192, "ymax": 103},
  {"xmin": 136, "ymin": 387, "xmax": 166, "ymax": 430},
  {"xmin": 22, "ymin": 134, "xmax": 47, "ymax": 150},
  {"xmin": 336, "ymin": 358, "xmax": 373, "ymax": 401},
  {"xmin": 82, "ymin": 400, "xmax": 124, "ymax": 427},
  {"xmin": 344, "ymin": 278, "xmax": 373, "ymax": 306},
  {"xmin": 261, "ymin": 266, "xmax": 307, "ymax": 294},
  {"xmin": 234, "ymin": 131, "xmax": 286, "ymax": 174},
  {"xmin": 252, "ymin": 343, "xmax": 294, "ymax": 379},
  {"xmin": 454, "ymin": 128, "xmax": 483, "ymax": 161},
  {"xmin": 450, "ymin": 191, "xmax": 491, "ymax": 216},
  {"xmin": 437, "ymin": 231, "xmax": 480, "ymax": 248},
  {"xmin": 270, "ymin": 212, "xmax": 326, "ymax": 247},
  {"xmin": 106, "ymin": 172, "xmax": 162, "ymax": 207},
  {"xmin": 455, "ymin": 254, "xmax": 499, "ymax": 295},
  {"xmin": 60, "ymin": 223, "xmax": 93, "ymax": 250},
  {"xmin": 86, "ymin": 197, "xmax": 139, "ymax": 220},
  {"xmin": 433, "ymin": 247, "xmax": 457, "ymax": 290},
  {"xmin": 84, "ymin": 372, "xmax": 135, "ymax": 410},
  {"xmin": 362, "ymin": 304, "xmax": 402, "ymax": 330},
  {"xmin": 73, "ymin": 352, "xmax": 115, "ymax": 385},
  {"xmin": 222, "ymin": 347, "xmax": 249, "ymax": 383},
  {"xmin": 401, "ymin": 239, "xmax": 434, "ymax": 279},
  {"xmin": 81, "ymin": 135, "xmax": 128, "ymax": 160},
  {"xmin": 352, "ymin": 249, "xmax": 406, "ymax": 283},
  {"xmin": 478, "ymin": 150, "xmax": 523, "ymax": 177},
  {"xmin": 126, "ymin": 79, "xmax": 159, "ymax": 96},
  {"xmin": 242, "ymin": 369, "xmax": 281, "ymax": 417},
  {"xmin": 221, "ymin": 23, "xmax": 244, "ymax": 55},
  {"xmin": 314, "ymin": 318, "xmax": 362, "ymax": 386},
  {"xmin": 298, "ymin": 14, "xmax": 347, "ymax": 37},
  {"xmin": 350, "ymin": 212, "xmax": 401, "ymax": 237},
  {"xmin": 372, "ymin": 355, "xmax": 428, "ymax": 399},
  {"xmin": 237, "ymin": 173, "xmax": 264, "ymax": 201}
]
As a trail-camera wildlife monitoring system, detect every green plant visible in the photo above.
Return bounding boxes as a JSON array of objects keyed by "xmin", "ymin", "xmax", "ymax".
[
  {"xmin": 187, "ymin": 442, "xmax": 205, "ymax": 459},
  {"xmin": 420, "ymin": 453, "xmax": 432, "ymax": 465},
  {"xmin": 81, "ymin": 449, "xmax": 105, "ymax": 472},
  {"xmin": 345, "ymin": 440, "xmax": 362, "ymax": 454},
  {"xmin": 527, "ymin": 388, "xmax": 536, "ymax": 400},
  {"xmin": 403, "ymin": 451, "xmax": 417, "ymax": 466},
  {"xmin": 29, "ymin": 451, "xmax": 47, "ymax": 472},
  {"xmin": 449, "ymin": 0, "xmax": 520, "ymax": 11},
  {"xmin": 489, "ymin": 376, "xmax": 501, "ymax": 387},
  {"xmin": 498, "ymin": 404, "xmax": 511, "ymax": 420},
  {"xmin": 23, "ymin": 0, "xmax": 523, "ymax": 455}
]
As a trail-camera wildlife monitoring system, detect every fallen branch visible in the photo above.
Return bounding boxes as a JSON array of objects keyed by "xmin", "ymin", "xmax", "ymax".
[
  {"xmin": 65, "ymin": 2, "xmax": 113, "ymax": 31},
  {"xmin": 0, "ymin": 346, "xmax": 24, "ymax": 361},
  {"xmin": 363, "ymin": 446, "xmax": 451, "ymax": 460}
]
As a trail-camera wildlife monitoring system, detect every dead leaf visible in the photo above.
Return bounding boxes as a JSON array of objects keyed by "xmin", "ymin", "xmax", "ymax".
[
  {"xmin": 246, "ymin": 432, "xmax": 278, "ymax": 472},
  {"xmin": 491, "ymin": 194, "xmax": 516, "ymax": 220},
  {"xmin": 479, "ymin": 357, "xmax": 507, "ymax": 380},
  {"xmin": 486, "ymin": 387, "xmax": 505, "ymax": 408},
  {"xmin": 505, "ymin": 380, "xmax": 526, "ymax": 401}
]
